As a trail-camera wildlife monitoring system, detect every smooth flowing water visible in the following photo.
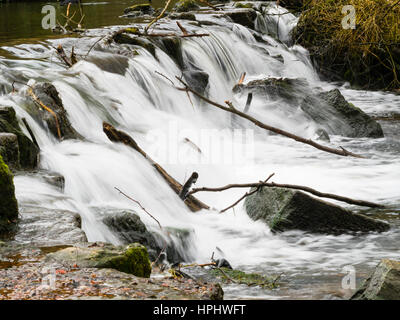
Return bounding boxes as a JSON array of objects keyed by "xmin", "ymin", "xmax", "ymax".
[{"xmin": 1, "ymin": 1, "xmax": 399, "ymax": 299}]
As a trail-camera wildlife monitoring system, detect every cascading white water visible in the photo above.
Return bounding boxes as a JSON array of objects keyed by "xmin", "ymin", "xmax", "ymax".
[{"xmin": 1, "ymin": 3, "xmax": 399, "ymax": 298}]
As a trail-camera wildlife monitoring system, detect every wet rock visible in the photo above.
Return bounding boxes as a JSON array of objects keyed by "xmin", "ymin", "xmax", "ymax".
[
  {"xmin": 279, "ymin": 0, "xmax": 304, "ymax": 12},
  {"xmin": 159, "ymin": 37, "xmax": 183, "ymax": 68},
  {"xmin": 40, "ymin": 171, "xmax": 65, "ymax": 190},
  {"xmin": 0, "ymin": 133, "xmax": 20, "ymax": 171},
  {"xmin": 113, "ymin": 33, "xmax": 156, "ymax": 57},
  {"xmin": 0, "ymin": 106, "xmax": 39, "ymax": 169},
  {"xmin": 174, "ymin": 0, "xmax": 200, "ymax": 13},
  {"xmin": 0, "ymin": 155, "xmax": 19, "ymax": 236},
  {"xmin": 233, "ymin": 77, "xmax": 308, "ymax": 101},
  {"xmin": 169, "ymin": 12, "xmax": 197, "ymax": 21},
  {"xmin": 244, "ymin": 187, "xmax": 390, "ymax": 234},
  {"xmin": 182, "ymin": 69, "xmax": 209, "ymax": 95},
  {"xmin": 351, "ymin": 259, "xmax": 400, "ymax": 300},
  {"xmin": 301, "ymin": 89, "xmax": 384, "ymax": 138},
  {"xmin": 30, "ymin": 83, "xmax": 81, "ymax": 140},
  {"xmin": 101, "ymin": 210, "xmax": 192, "ymax": 263},
  {"xmin": 224, "ymin": 9, "xmax": 257, "ymax": 29},
  {"xmin": 123, "ymin": 4, "xmax": 154, "ymax": 15},
  {"xmin": 45, "ymin": 242, "xmax": 152, "ymax": 278},
  {"xmin": 209, "ymin": 283, "xmax": 224, "ymax": 300},
  {"xmin": 15, "ymin": 206, "xmax": 87, "ymax": 245},
  {"xmin": 233, "ymin": 78, "xmax": 384, "ymax": 138}
]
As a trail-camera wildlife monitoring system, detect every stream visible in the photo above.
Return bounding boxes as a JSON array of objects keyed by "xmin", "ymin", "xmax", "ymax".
[{"xmin": 0, "ymin": 0, "xmax": 399, "ymax": 300}]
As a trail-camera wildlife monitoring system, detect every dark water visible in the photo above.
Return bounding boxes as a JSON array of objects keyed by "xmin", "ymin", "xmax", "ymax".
[{"xmin": 0, "ymin": 0, "xmax": 175, "ymax": 46}]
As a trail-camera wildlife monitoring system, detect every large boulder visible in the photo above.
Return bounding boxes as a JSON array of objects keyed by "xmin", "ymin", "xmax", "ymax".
[
  {"xmin": 0, "ymin": 106, "xmax": 39, "ymax": 169},
  {"xmin": 101, "ymin": 210, "xmax": 192, "ymax": 263},
  {"xmin": 244, "ymin": 187, "xmax": 389, "ymax": 234},
  {"xmin": 28, "ymin": 83, "xmax": 81, "ymax": 140},
  {"xmin": 233, "ymin": 78, "xmax": 384, "ymax": 138},
  {"xmin": 301, "ymin": 89, "xmax": 384, "ymax": 138},
  {"xmin": 45, "ymin": 242, "xmax": 152, "ymax": 278},
  {"xmin": 0, "ymin": 155, "xmax": 19, "ymax": 236},
  {"xmin": 182, "ymin": 69, "xmax": 209, "ymax": 95},
  {"xmin": 351, "ymin": 259, "xmax": 400, "ymax": 300}
]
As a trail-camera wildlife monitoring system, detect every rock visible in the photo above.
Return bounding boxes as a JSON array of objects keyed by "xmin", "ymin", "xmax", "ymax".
[
  {"xmin": 159, "ymin": 37, "xmax": 183, "ymax": 68},
  {"xmin": 40, "ymin": 171, "xmax": 65, "ymax": 190},
  {"xmin": 168, "ymin": 12, "xmax": 197, "ymax": 21},
  {"xmin": 15, "ymin": 206, "xmax": 87, "ymax": 245},
  {"xmin": 123, "ymin": 4, "xmax": 154, "ymax": 15},
  {"xmin": 233, "ymin": 77, "xmax": 308, "ymax": 101},
  {"xmin": 182, "ymin": 70, "xmax": 209, "ymax": 95},
  {"xmin": 0, "ymin": 133, "xmax": 20, "ymax": 171},
  {"xmin": 174, "ymin": 0, "xmax": 200, "ymax": 13},
  {"xmin": 233, "ymin": 78, "xmax": 384, "ymax": 138},
  {"xmin": 224, "ymin": 9, "xmax": 257, "ymax": 29},
  {"xmin": 279, "ymin": 0, "xmax": 304, "ymax": 12},
  {"xmin": 234, "ymin": 2, "xmax": 254, "ymax": 9},
  {"xmin": 113, "ymin": 33, "xmax": 156, "ymax": 57},
  {"xmin": 101, "ymin": 210, "xmax": 192, "ymax": 263},
  {"xmin": 29, "ymin": 83, "xmax": 81, "ymax": 140},
  {"xmin": 45, "ymin": 242, "xmax": 152, "ymax": 278},
  {"xmin": 0, "ymin": 155, "xmax": 19, "ymax": 236},
  {"xmin": 301, "ymin": 89, "xmax": 384, "ymax": 138},
  {"xmin": 0, "ymin": 106, "xmax": 39, "ymax": 169},
  {"xmin": 351, "ymin": 259, "xmax": 400, "ymax": 300},
  {"xmin": 209, "ymin": 283, "xmax": 224, "ymax": 300},
  {"xmin": 244, "ymin": 187, "xmax": 390, "ymax": 234}
]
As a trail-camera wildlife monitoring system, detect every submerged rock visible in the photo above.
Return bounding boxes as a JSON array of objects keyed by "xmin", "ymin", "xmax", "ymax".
[
  {"xmin": 29, "ymin": 83, "xmax": 81, "ymax": 140},
  {"xmin": 301, "ymin": 89, "xmax": 384, "ymax": 138},
  {"xmin": 351, "ymin": 259, "xmax": 400, "ymax": 300},
  {"xmin": 15, "ymin": 206, "xmax": 87, "ymax": 246},
  {"xmin": 45, "ymin": 242, "xmax": 152, "ymax": 278},
  {"xmin": 101, "ymin": 210, "xmax": 192, "ymax": 263},
  {"xmin": 0, "ymin": 106, "xmax": 39, "ymax": 169},
  {"xmin": 113, "ymin": 33, "xmax": 156, "ymax": 57},
  {"xmin": 0, "ymin": 155, "xmax": 19, "ymax": 236},
  {"xmin": 244, "ymin": 187, "xmax": 389, "ymax": 234}
]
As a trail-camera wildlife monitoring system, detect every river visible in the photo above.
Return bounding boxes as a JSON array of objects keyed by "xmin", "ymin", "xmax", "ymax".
[{"xmin": 0, "ymin": 0, "xmax": 399, "ymax": 299}]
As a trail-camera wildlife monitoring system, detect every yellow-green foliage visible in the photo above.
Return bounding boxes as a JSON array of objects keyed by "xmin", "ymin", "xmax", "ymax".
[{"xmin": 295, "ymin": 0, "xmax": 400, "ymax": 90}]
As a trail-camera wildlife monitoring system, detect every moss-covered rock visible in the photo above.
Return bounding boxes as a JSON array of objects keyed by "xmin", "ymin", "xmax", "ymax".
[
  {"xmin": 351, "ymin": 259, "xmax": 400, "ymax": 300},
  {"xmin": 46, "ymin": 242, "xmax": 152, "ymax": 277},
  {"xmin": 101, "ymin": 210, "xmax": 192, "ymax": 263},
  {"xmin": 210, "ymin": 267, "xmax": 278, "ymax": 288},
  {"xmin": 0, "ymin": 155, "xmax": 19, "ymax": 235},
  {"xmin": 123, "ymin": 3, "xmax": 154, "ymax": 15},
  {"xmin": 244, "ymin": 187, "xmax": 390, "ymax": 234},
  {"xmin": 0, "ymin": 133, "xmax": 20, "ymax": 171},
  {"xmin": 234, "ymin": 2, "xmax": 254, "ymax": 9},
  {"xmin": 174, "ymin": 0, "xmax": 200, "ymax": 13},
  {"xmin": 113, "ymin": 33, "xmax": 156, "ymax": 57},
  {"xmin": 0, "ymin": 106, "xmax": 39, "ymax": 169}
]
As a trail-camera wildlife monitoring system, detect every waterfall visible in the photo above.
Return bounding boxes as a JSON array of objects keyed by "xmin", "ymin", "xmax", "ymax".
[{"xmin": 1, "ymin": 2, "xmax": 399, "ymax": 299}]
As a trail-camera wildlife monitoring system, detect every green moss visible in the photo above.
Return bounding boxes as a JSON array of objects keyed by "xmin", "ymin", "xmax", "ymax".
[
  {"xmin": 0, "ymin": 154, "xmax": 19, "ymax": 234},
  {"xmin": 210, "ymin": 267, "xmax": 278, "ymax": 288},
  {"xmin": 105, "ymin": 243, "xmax": 151, "ymax": 278},
  {"xmin": 174, "ymin": 0, "xmax": 200, "ymax": 13},
  {"xmin": 234, "ymin": 2, "xmax": 254, "ymax": 9},
  {"xmin": 124, "ymin": 4, "xmax": 154, "ymax": 15}
]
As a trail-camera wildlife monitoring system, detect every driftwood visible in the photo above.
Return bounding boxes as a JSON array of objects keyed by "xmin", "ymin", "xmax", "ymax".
[
  {"xmin": 103, "ymin": 122, "xmax": 209, "ymax": 212},
  {"xmin": 112, "ymin": 27, "xmax": 209, "ymax": 40},
  {"xmin": 56, "ymin": 45, "xmax": 73, "ymax": 68},
  {"xmin": 189, "ymin": 180, "xmax": 386, "ymax": 209},
  {"xmin": 173, "ymin": 76, "xmax": 364, "ymax": 158}
]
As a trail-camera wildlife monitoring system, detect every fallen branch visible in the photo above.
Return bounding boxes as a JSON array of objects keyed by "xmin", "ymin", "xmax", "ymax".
[
  {"xmin": 189, "ymin": 180, "xmax": 385, "ymax": 209},
  {"xmin": 145, "ymin": 0, "xmax": 173, "ymax": 33},
  {"xmin": 55, "ymin": 44, "xmax": 73, "ymax": 67},
  {"xmin": 103, "ymin": 122, "xmax": 209, "ymax": 212},
  {"xmin": 173, "ymin": 76, "xmax": 364, "ymax": 158},
  {"xmin": 112, "ymin": 27, "xmax": 209, "ymax": 40}
]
